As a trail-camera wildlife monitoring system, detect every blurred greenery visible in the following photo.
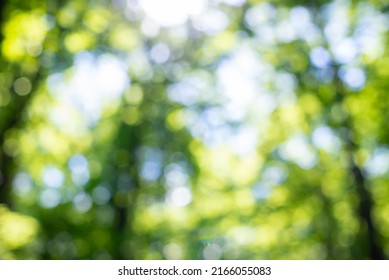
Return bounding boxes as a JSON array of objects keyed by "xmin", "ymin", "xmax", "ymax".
[{"xmin": 1, "ymin": 0, "xmax": 389, "ymax": 259}]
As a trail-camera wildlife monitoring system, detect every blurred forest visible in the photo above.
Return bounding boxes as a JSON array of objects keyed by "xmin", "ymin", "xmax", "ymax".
[{"xmin": 1, "ymin": 0, "xmax": 389, "ymax": 260}]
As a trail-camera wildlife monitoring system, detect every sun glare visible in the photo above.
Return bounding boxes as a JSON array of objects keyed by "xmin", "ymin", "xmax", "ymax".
[{"xmin": 137, "ymin": 0, "xmax": 206, "ymax": 27}]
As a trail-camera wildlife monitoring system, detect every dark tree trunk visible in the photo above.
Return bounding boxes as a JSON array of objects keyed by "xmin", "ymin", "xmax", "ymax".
[
  {"xmin": 107, "ymin": 122, "xmax": 142, "ymax": 260},
  {"xmin": 0, "ymin": 0, "xmax": 11, "ymax": 207},
  {"xmin": 0, "ymin": 0, "xmax": 42, "ymax": 207},
  {"xmin": 334, "ymin": 72, "xmax": 385, "ymax": 260}
]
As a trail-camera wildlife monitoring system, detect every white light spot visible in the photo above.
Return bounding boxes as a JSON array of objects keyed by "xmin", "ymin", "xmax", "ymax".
[
  {"xmin": 164, "ymin": 163, "xmax": 189, "ymax": 188},
  {"xmin": 280, "ymin": 134, "xmax": 317, "ymax": 169},
  {"xmin": 365, "ymin": 148, "xmax": 389, "ymax": 177},
  {"xmin": 216, "ymin": 0, "xmax": 245, "ymax": 7},
  {"xmin": 138, "ymin": 0, "xmax": 206, "ymax": 27},
  {"xmin": 141, "ymin": 18, "xmax": 160, "ymax": 37},
  {"xmin": 230, "ymin": 126, "xmax": 258, "ymax": 156},
  {"xmin": 252, "ymin": 182, "xmax": 272, "ymax": 200},
  {"xmin": 193, "ymin": 9, "xmax": 229, "ymax": 35},
  {"xmin": 252, "ymin": 166, "xmax": 286, "ymax": 201},
  {"xmin": 92, "ymin": 185, "xmax": 111, "ymax": 205},
  {"xmin": 168, "ymin": 77, "xmax": 204, "ymax": 106},
  {"xmin": 229, "ymin": 227, "xmax": 254, "ymax": 245},
  {"xmin": 310, "ymin": 47, "xmax": 331, "ymax": 69},
  {"xmin": 290, "ymin": 6, "xmax": 311, "ymax": 30},
  {"xmin": 163, "ymin": 243, "xmax": 183, "ymax": 260},
  {"xmin": 244, "ymin": 4, "xmax": 276, "ymax": 28},
  {"xmin": 48, "ymin": 52, "xmax": 129, "ymax": 124},
  {"xmin": 13, "ymin": 173, "xmax": 33, "ymax": 194},
  {"xmin": 276, "ymin": 20, "xmax": 296, "ymax": 43},
  {"xmin": 42, "ymin": 166, "xmax": 64, "ymax": 188},
  {"xmin": 68, "ymin": 154, "xmax": 90, "ymax": 187},
  {"xmin": 312, "ymin": 126, "xmax": 340, "ymax": 153},
  {"xmin": 252, "ymin": 91, "xmax": 277, "ymax": 117},
  {"xmin": 40, "ymin": 189, "xmax": 61, "ymax": 208},
  {"xmin": 203, "ymin": 244, "xmax": 222, "ymax": 260},
  {"xmin": 340, "ymin": 67, "xmax": 366, "ymax": 90},
  {"xmin": 168, "ymin": 187, "xmax": 192, "ymax": 207},
  {"xmin": 141, "ymin": 160, "xmax": 161, "ymax": 181},
  {"xmin": 332, "ymin": 38, "xmax": 358, "ymax": 64},
  {"xmin": 323, "ymin": 1, "xmax": 350, "ymax": 46},
  {"xmin": 73, "ymin": 192, "xmax": 93, "ymax": 213},
  {"xmin": 150, "ymin": 44, "xmax": 170, "ymax": 64},
  {"xmin": 276, "ymin": 72, "xmax": 297, "ymax": 90},
  {"xmin": 262, "ymin": 166, "xmax": 287, "ymax": 185},
  {"xmin": 140, "ymin": 147, "xmax": 163, "ymax": 182},
  {"xmin": 217, "ymin": 49, "xmax": 260, "ymax": 120}
]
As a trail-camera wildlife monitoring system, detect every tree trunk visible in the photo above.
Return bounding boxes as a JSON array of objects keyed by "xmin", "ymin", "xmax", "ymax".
[{"xmin": 334, "ymin": 72, "xmax": 384, "ymax": 259}]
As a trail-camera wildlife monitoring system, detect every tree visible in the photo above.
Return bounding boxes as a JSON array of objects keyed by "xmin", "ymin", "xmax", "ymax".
[{"xmin": 1, "ymin": 0, "xmax": 389, "ymax": 259}]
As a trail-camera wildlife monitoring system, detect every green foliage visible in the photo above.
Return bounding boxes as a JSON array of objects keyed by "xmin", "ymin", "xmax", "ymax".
[{"xmin": 1, "ymin": 0, "xmax": 389, "ymax": 260}]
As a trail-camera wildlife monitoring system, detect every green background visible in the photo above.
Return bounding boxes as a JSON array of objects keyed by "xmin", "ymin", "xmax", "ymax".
[{"xmin": 1, "ymin": 0, "xmax": 389, "ymax": 259}]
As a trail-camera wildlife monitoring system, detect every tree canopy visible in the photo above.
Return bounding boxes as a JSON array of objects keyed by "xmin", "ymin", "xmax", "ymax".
[{"xmin": 1, "ymin": 0, "xmax": 389, "ymax": 259}]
